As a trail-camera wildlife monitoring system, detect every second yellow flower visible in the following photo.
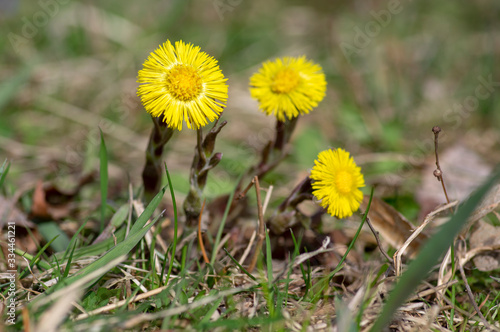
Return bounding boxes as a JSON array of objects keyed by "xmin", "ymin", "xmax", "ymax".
[{"xmin": 249, "ymin": 56, "xmax": 327, "ymax": 121}]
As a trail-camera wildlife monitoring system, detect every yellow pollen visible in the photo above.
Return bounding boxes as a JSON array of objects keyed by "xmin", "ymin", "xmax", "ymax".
[
  {"xmin": 335, "ymin": 170, "xmax": 353, "ymax": 194},
  {"xmin": 166, "ymin": 65, "xmax": 202, "ymax": 101},
  {"xmin": 271, "ymin": 68, "xmax": 300, "ymax": 94}
]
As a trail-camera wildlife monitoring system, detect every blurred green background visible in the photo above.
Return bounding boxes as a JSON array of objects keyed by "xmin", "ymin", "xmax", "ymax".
[{"xmin": 1, "ymin": 0, "xmax": 499, "ymax": 219}]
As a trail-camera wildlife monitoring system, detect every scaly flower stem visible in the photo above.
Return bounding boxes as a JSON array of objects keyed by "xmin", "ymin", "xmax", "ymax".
[
  {"xmin": 183, "ymin": 121, "xmax": 226, "ymax": 227},
  {"xmin": 273, "ymin": 116, "xmax": 298, "ymax": 152},
  {"xmin": 236, "ymin": 116, "xmax": 299, "ymax": 195},
  {"xmin": 142, "ymin": 117, "xmax": 174, "ymax": 203},
  {"xmin": 184, "ymin": 128, "xmax": 204, "ymax": 227}
]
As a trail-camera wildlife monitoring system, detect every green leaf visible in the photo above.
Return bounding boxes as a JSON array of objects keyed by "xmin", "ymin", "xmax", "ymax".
[
  {"xmin": 265, "ymin": 229, "xmax": 273, "ymax": 287},
  {"xmin": 53, "ymin": 227, "xmax": 127, "ymax": 262},
  {"xmin": 62, "ymin": 220, "xmax": 87, "ymax": 262},
  {"xmin": 37, "ymin": 221, "xmax": 71, "ymax": 252},
  {"xmin": 110, "ymin": 204, "xmax": 129, "ymax": 228}
]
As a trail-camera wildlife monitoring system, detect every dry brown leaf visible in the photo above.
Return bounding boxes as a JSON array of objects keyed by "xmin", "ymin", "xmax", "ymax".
[
  {"xmin": 30, "ymin": 174, "xmax": 94, "ymax": 220},
  {"xmin": 469, "ymin": 220, "xmax": 500, "ymax": 272},
  {"xmin": 360, "ymin": 196, "xmax": 428, "ymax": 258},
  {"xmin": 31, "ymin": 180, "xmax": 73, "ymax": 220},
  {"xmin": 32, "ymin": 180, "xmax": 50, "ymax": 218},
  {"xmin": 0, "ymin": 195, "xmax": 34, "ymax": 229},
  {"xmin": 0, "ymin": 195, "xmax": 39, "ymax": 254}
]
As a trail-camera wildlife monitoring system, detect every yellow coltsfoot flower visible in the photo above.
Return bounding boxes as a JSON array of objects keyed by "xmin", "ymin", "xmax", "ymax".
[
  {"xmin": 249, "ymin": 56, "xmax": 326, "ymax": 121},
  {"xmin": 137, "ymin": 40, "xmax": 228, "ymax": 131},
  {"xmin": 310, "ymin": 148, "xmax": 365, "ymax": 219}
]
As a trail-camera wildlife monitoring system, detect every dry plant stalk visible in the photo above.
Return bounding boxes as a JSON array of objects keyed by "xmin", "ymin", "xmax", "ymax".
[
  {"xmin": 394, "ymin": 201, "xmax": 458, "ymax": 276},
  {"xmin": 244, "ymin": 176, "xmax": 265, "ymax": 273}
]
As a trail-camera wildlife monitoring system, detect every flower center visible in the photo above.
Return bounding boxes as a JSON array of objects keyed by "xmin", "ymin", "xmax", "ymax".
[
  {"xmin": 335, "ymin": 170, "xmax": 353, "ymax": 194},
  {"xmin": 271, "ymin": 68, "xmax": 300, "ymax": 94},
  {"xmin": 166, "ymin": 64, "xmax": 202, "ymax": 101}
]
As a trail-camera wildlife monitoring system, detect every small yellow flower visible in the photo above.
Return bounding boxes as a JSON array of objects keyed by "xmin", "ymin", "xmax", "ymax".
[
  {"xmin": 249, "ymin": 56, "xmax": 326, "ymax": 121},
  {"xmin": 137, "ymin": 40, "xmax": 228, "ymax": 131},
  {"xmin": 310, "ymin": 148, "xmax": 365, "ymax": 219}
]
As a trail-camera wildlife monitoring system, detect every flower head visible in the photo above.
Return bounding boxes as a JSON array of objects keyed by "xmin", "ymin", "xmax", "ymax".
[
  {"xmin": 137, "ymin": 40, "xmax": 228, "ymax": 131},
  {"xmin": 249, "ymin": 56, "xmax": 326, "ymax": 121},
  {"xmin": 310, "ymin": 148, "xmax": 365, "ymax": 219}
]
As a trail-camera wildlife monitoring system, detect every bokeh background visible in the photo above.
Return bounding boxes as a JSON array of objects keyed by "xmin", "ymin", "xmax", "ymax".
[{"xmin": 1, "ymin": 0, "xmax": 499, "ymax": 220}]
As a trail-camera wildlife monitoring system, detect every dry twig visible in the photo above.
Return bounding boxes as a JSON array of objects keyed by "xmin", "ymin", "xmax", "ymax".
[
  {"xmin": 394, "ymin": 201, "xmax": 458, "ymax": 276},
  {"xmin": 247, "ymin": 176, "xmax": 265, "ymax": 273},
  {"xmin": 365, "ymin": 216, "xmax": 394, "ymax": 265},
  {"xmin": 458, "ymin": 258, "xmax": 497, "ymax": 331}
]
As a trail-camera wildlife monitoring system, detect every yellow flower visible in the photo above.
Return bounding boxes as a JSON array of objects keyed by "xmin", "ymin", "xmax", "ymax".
[
  {"xmin": 310, "ymin": 148, "xmax": 365, "ymax": 219},
  {"xmin": 249, "ymin": 56, "xmax": 326, "ymax": 121},
  {"xmin": 137, "ymin": 40, "xmax": 228, "ymax": 131}
]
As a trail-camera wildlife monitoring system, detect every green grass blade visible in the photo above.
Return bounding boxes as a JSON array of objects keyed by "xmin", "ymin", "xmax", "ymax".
[
  {"xmin": 284, "ymin": 229, "xmax": 301, "ymax": 305},
  {"xmin": 290, "ymin": 230, "xmax": 311, "ymax": 298},
  {"xmin": 99, "ymin": 128, "xmax": 109, "ymax": 233},
  {"xmin": 164, "ymin": 164, "xmax": 177, "ymax": 284},
  {"xmin": 329, "ymin": 187, "xmax": 374, "ymax": 280},
  {"xmin": 335, "ymin": 296, "xmax": 358, "ymax": 332},
  {"xmin": 52, "ymin": 255, "xmax": 62, "ymax": 280},
  {"xmin": 32, "ymin": 184, "xmax": 168, "ymax": 304},
  {"xmin": 62, "ymin": 220, "xmax": 87, "ymax": 262},
  {"xmin": 197, "ymin": 297, "xmax": 223, "ymax": 326},
  {"xmin": 33, "ymin": 255, "xmax": 126, "ymax": 311},
  {"xmin": 265, "ymin": 228, "xmax": 273, "ymax": 287},
  {"xmin": 53, "ymin": 227, "xmax": 126, "ymax": 262},
  {"xmin": 370, "ymin": 170, "xmax": 500, "ymax": 331},
  {"xmin": 12, "ymin": 249, "xmax": 51, "ymax": 271},
  {"xmin": 129, "ymin": 183, "xmax": 167, "ymax": 234},
  {"xmin": 47, "ymin": 212, "xmax": 161, "ymax": 299},
  {"xmin": 264, "ymin": 228, "xmax": 277, "ymax": 318},
  {"xmin": 159, "ymin": 252, "xmax": 169, "ymax": 287},
  {"xmin": 223, "ymin": 248, "xmax": 257, "ymax": 282},
  {"xmin": 211, "ymin": 172, "xmax": 245, "ymax": 265},
  {"xmin": 0, "ymin": 159, "xmax": 10, "ymax": 188},
  {"xmin": 18, "ymin": 237, "xmax": 58, "ymax": 278},
  {"xmin": 63, "ymin": 241, "xmax": 78, "ymax": 279},
  {"xmin": 309, "ymin": 188, "xmax": 374, "ymax": 303}
]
